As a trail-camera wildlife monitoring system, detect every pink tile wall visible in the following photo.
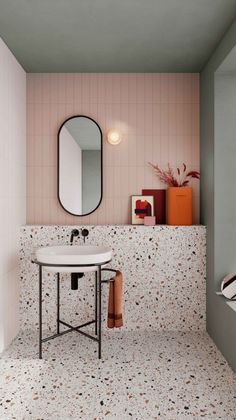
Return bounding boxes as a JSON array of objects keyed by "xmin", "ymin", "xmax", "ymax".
[{"xmin": 27, "ymin": 73, "xmax": 199, "ymax": 224}]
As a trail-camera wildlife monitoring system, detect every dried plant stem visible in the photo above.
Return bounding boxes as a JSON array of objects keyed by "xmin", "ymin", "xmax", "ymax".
[{"xmin": 149, "ymin": 162, "xmax": 200, "ymax": 187}]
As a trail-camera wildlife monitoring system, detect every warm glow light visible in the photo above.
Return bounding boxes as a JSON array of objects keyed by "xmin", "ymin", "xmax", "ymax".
[{"xmin": 107, "ymin": 130, "xmax": 122, "ymax": 145}]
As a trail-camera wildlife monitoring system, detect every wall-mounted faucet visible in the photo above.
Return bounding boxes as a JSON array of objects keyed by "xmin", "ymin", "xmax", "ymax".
[
  {"xmin": 70, "ymin": 229, "xmax": 79, "ymax": 245},
  {"xmin": 81, "ymin": 228, "xmax": 89, "ymax": 243},
  {"xmin": 70, "ymin": 228, "xmax": 89, "ymax": 244}
]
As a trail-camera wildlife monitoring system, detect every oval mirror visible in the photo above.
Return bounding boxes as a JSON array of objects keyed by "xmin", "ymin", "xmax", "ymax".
[{"xmin": 58, "ymin": 116, "xmax": 102, "ymax": 216}]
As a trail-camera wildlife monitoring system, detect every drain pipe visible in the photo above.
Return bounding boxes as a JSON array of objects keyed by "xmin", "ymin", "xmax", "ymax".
[{"xmin": 71, "ymin": 272, "xmax": 84, "ymax": 290}]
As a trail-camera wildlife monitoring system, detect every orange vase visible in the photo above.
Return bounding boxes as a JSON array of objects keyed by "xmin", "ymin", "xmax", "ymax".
[{"xmin": 167, "ymin": 187, "xmax": 193, "ymax": 225}]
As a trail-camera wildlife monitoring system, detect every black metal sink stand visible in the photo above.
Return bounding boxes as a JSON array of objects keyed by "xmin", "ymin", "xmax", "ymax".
[{"xmin": 32, "ymin": 260, "xmax": 114, "ymax": 360}]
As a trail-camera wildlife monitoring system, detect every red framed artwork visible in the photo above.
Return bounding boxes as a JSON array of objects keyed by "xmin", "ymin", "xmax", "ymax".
[{"xmin": 131, "ymin": 195, "xmax": 154, "ymax": 225}]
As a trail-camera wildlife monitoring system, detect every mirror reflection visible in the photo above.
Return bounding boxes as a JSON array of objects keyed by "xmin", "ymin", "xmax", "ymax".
[{"xmin": 58, "ymin": 116, "xmax": 102, "ymax": 216}]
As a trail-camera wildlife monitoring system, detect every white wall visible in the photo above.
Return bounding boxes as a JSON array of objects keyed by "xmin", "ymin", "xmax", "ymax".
[
  {"xmin": 59, "ymin": 126, "xmax": 82, "ymax": 214},
  {"xmin": 0, "ymin": 38, "xmax": 26, "ymax": 351}
]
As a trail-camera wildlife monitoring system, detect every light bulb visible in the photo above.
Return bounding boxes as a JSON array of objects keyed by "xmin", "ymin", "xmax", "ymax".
[{"xmin": 107, "ymin": 130, "xmax": 122, "ymax": 145}]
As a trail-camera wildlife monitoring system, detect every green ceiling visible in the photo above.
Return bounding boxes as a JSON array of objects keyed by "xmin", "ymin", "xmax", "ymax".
[{"xmin": 0, "ymin": 0, "xmax": 236, "ymax": 72}]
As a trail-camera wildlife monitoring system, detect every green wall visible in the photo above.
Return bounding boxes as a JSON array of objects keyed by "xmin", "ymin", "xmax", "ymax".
[
  {"xmin": 201, "ymin": 19, "xmax": 236, "ymax": 370},
  {"xmin": 215, "ymin": 74, "xmax": 236, "ymax": 282}
]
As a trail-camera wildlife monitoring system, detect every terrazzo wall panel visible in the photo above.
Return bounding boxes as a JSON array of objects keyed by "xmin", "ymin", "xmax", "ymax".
[
  {"xmin": 27, "ymin": 73, "xmax": 200, "ymax": 225},
  {"xmin": 20, "ymin": 225, "xmax": 206, "ymax": 334}
]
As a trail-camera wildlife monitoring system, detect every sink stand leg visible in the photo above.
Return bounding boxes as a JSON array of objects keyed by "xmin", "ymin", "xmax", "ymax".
[
  {"xmin": 39, "ymin": 265, "xmax": 42, "ymax": 359},
  {"xmin": 98, "ymin": 265, "xmax": 102, "ymax": 359},
  {"xmin": 57, "ymin": 273, "xmax": 60, "ymax": 334},
  {"xmin": 95, "ymin": 271, "xmax": 98, "ymax": 335}
]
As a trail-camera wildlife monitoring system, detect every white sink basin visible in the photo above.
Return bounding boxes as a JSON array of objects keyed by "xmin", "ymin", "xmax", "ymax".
[{"xmin": 36, "ymin": 245, "xmax": 112, "ymax": 273}]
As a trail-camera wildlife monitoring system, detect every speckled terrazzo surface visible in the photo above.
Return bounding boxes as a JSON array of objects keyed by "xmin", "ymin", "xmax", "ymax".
[
  {"xmin": 20, "ymin": 225, "xmax": 206, "ymax": 333},
  {"xmin": 0, "ymin": 330, "xmax": 235, "ymax": 419}
]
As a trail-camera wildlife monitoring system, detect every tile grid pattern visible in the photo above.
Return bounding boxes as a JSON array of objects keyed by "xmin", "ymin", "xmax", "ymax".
[
  {"xmin": 27, "ymin": 73, "xmax": 200, "ymax": 225},
  {"xmin": 20, "ymin": 225, "xmax": 206, "ymax": 334}
]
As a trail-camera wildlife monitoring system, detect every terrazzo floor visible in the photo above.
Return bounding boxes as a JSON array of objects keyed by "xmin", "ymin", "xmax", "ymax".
[{"xmin": 0, "ymin": 330, "xmax": 235, "ymax": 419}]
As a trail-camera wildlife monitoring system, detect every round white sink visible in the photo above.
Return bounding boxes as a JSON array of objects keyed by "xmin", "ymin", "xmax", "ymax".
[{"xmin": 36, "ymin": 245, "xmax": 112, "ymax": 273}]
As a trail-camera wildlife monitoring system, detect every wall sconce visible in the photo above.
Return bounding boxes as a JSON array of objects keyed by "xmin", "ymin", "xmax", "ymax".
[{"xmin": 107, "ymin": 130, "xmax": 122, "ymax": 145}]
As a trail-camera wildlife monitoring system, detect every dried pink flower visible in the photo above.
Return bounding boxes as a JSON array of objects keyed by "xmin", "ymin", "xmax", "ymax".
[{"xmin": 148, "ymin": 162, "xmax": 200, "ymax": 187}]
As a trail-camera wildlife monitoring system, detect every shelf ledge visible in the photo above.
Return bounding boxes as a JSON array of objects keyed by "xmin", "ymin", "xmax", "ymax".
[{"xmin": 215, "ymin": 291, "xmax": 236, "ymax": 313}]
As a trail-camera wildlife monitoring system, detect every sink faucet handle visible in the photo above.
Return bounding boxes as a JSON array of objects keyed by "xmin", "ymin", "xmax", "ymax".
[
  {"xmin": 70, "ymin": 229, "xmax": 79, "ymax": 245},
  {"xmin": 81, "ymin": 228, "xmax": 89, "ymax": 243}
]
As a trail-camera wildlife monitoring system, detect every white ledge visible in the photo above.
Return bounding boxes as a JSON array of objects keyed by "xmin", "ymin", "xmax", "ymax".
[
  {"xmin": 226, "ymin": 300, "xmax": 236, "ymax": 312},
  {"xmin": 22, "ymin": 224, "xmax": 206, "ymax": 228},
  {"xmin": 216, "ymin": 291, "xmax": 236, "ymax": 313}
]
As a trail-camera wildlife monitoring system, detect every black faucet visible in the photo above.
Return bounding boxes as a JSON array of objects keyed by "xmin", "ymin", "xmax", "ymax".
[
  {"xmin": 70, "ymin": 229, "xmax": 79, "ymax": 245},
  {"xmin": 81, "ymin": 228, "xmax": 89, "ymax": 243}
]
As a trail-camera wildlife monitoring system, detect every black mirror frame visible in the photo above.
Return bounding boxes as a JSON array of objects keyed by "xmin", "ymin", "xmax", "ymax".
[{"xmin": 57, "ymin": 115, "xmax": 103, "ymax": 217}]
